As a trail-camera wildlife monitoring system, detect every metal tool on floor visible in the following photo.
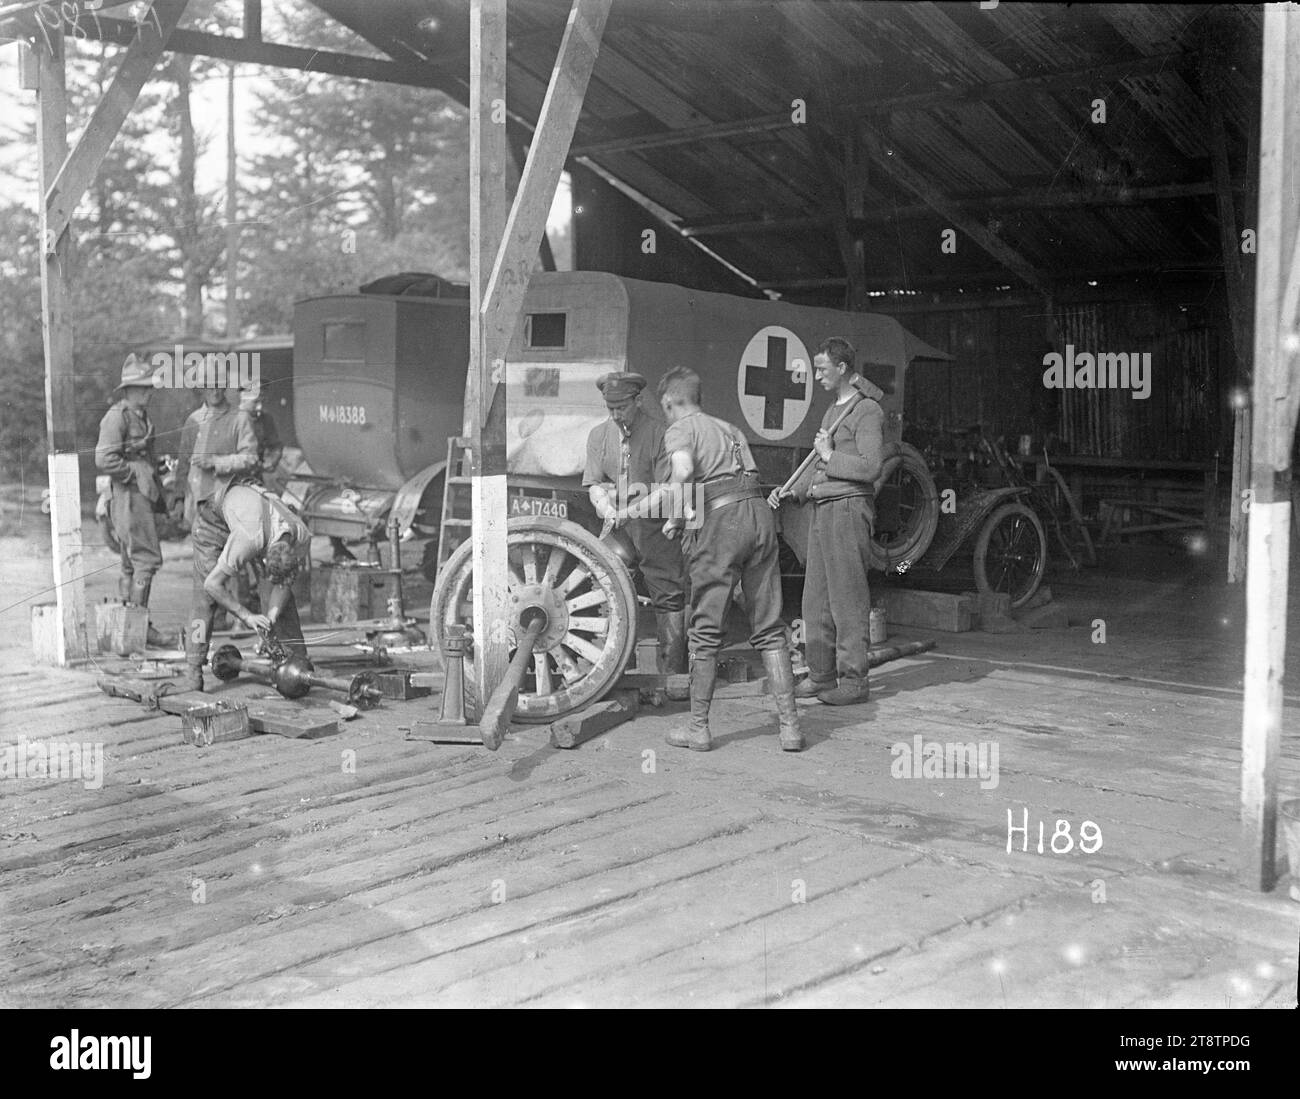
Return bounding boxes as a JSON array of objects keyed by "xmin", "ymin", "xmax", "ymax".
[
  {"xmin": 367, "ymin": 515, "xmax": 428, "ymax": 651},
  {"xmin": 211, "ymin": 644, "xmax": 383, "ymax": 709}
]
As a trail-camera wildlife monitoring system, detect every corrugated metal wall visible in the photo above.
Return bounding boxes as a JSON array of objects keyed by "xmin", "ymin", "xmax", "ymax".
[{"xmin": 899, "ymin": 286, "xmax": 1230, "ymax": 462}]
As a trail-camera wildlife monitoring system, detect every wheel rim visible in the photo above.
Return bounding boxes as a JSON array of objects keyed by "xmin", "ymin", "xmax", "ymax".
[
  {"xmin": 869, "ymin": 443, "xmax": 939, "ymax": 570},
  {"xmin": 985, "ymin": 509, "xmax": 1044, "ymax": 602},
  {"xmin": 431, "ymin": 517, "xmax": 637, "ymax": 723}
]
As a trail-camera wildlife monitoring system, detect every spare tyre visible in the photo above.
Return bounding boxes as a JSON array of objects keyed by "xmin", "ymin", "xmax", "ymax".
[{"xmin": 868, "ymin": 442, "xmax": 939, "ymax": 572}]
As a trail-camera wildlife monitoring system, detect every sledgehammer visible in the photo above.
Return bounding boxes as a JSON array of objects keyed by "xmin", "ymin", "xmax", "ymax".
[
  {"xmin": 771, "ymin": 373, "xmax": 881, "ymax": 504},
  {"xmin": 478, "ymin": 612, "xmax": 547, "ymax": 751}
]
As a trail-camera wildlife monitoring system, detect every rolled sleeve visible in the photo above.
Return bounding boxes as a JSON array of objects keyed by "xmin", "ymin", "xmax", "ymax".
[{"xmin": 582, "ymin": 427, "xmax": 608, "ymax": 487}]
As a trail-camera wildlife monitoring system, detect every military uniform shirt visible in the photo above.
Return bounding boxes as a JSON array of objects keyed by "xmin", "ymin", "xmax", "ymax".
[
  {"xmin": 663, "ymin": 411, "xmax": 757, "ymax": 481},
  {"xmin": 213, "ymin": 485, "xmax": 311, "ymax": 579},
  {"xmin": 583, "ymin": 413, "xmax": 670, "ymax": 503}
]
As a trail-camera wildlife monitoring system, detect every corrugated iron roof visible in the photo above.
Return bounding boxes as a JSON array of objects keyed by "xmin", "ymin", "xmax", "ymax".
[{"xmin": 308, "ymin": 0, "xmax": 1261, "ymax": 297}]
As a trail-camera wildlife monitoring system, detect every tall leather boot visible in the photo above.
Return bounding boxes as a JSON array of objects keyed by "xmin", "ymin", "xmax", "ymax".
[
  {"xmin": 667, "ymin": 653, "xmax": 715, "ymax": 751},
  {"xmin": 179, "ymin": 634, "xmax": 207, "ymax": 693},
  {"xmin": 130, "ymin": 575, "xmax": 168, "ymax": 648},
  {"xmin": 119, "ymin": 574, "xmax": 133, "ymax": 603},
  {"xmin": 762, "ymin": 648, "xmax": 805, "ymax": 752},
  {"xmin": 657, "ymin": 610, "xmax": 689, "ymax": 701}
]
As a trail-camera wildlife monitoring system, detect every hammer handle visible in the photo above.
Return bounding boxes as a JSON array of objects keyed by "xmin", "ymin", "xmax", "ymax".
[{"xmin": 777, "ymin": 394, "xmax": 865, "ymax": 497}]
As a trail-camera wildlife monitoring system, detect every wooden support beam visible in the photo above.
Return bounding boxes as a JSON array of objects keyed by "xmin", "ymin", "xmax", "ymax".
[
  {"xmin": 568, "ymin": 53, "xmax": 1192, "ymax": 159},
  {"xmin": 64, "ymin": 16, "xmax": 460, "ymax": 89},
  {"xmin": 572, "ymin": 111, "xmax": 789, "ymax": 157},
  {"xmin": 757, "ymin": 259, "xmax": 1222, "ymax": 294},
  {"xmin": 35, "ymin": 26, "xmax": 86, "ymax": 665},
  {"xmin": 467, "ymin": 0, "xmax": 511, "ymax": 716},
  {"xmin": 1240, "ymin": 1, "xmax": 1300, "ymax": 894},
  {"xmin": 803, "ymin": 123, "xmax": 864, "ymax": 311},
  {"xmin": 471, "ymin": 0, "xmax": 610, "ymax": 710},
  {"xmin": 680, "ymin": 182, "xmax": 1235, "ymax": 238},
  {"xmin": 479, "ymin": 0, "xmax": 611, "ymax": 422},
  {"xmin": 44, "ymin": 2, "xmax": 188, "ymax": 247},
  {"xmin": 1228, "ymin": 404, "xmax": 1252, "ymax": 586},
  {"xmin": 857, "ymin": 126, "xmax": 1046, "ymax": 293},
  {"xmin": 843, "ymin": 129, "xmax": 869, "ymax": 311},
  {"xmin": 1204, "ymin": 54, "xmax": 1253, "ymax": 375},
  {"xmin": 242, "ymin": 0, "xmax": 261, "ymax": 43}
]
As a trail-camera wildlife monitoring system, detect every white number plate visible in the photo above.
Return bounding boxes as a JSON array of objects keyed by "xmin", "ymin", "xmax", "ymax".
[{"xmin": 510, "ymin": 496, "xmax": 567, "ymax": 519}]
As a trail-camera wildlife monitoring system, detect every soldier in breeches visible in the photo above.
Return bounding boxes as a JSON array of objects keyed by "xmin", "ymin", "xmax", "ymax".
[
  {"xmin": 769, "ymin": 337, "xmax": 886, "ymax": 706},
  {"xmin": 583, "ymin": 371, "xmax": 687, "ymax": 683},
  {"xmin": 95, "ymin": 355, "xmax": 166, "ymax": 646},
  {"xmin": 618, "ymin": 366, "xmax": 802, "ymax": 753}
]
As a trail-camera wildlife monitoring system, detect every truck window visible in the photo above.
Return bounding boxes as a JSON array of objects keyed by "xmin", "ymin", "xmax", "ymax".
[
  {"xmin": 525, "ymin": 312, "xmax": 567, "ymax": 349},
  {"xmin": 323, "ymin": 321, "xmax": 365, "ymax": 361}
]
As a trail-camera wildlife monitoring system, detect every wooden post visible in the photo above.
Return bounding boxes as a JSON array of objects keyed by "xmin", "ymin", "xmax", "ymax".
[
  {"xmin": 843, "ymin": 130, "xmax": 869, "ymax": 312},
  {"xmin": 33, "ymin": 4, "xmax": 188, "ymax": 666},
  {"xmin": 1228, "ymin": 403, "xmax": 1251, "ymax": 582},
  {"xmin": 471, "ymin": 0, "xmax": 611, "ymax": 709},
  {"xmin": 467, "ymin": 0, "xmax": 512, "ymax": 707},
  {"xmin": 225, "ymin": 61, "xmax": 240, "ymax": 338},
  {"xmin": 1204, "ymin": 53, "xmax": 1253, "ymax": 376},
  {"xmin": 35, "ymin": 26, "xmax": 87, "ymax": 665},
  {"xmin": 1240, "ymin": 2, "xmax": 1300, "ymax": 893}
]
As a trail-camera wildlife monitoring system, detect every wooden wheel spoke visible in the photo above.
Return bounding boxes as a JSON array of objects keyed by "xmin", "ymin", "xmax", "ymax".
[
  {"xmin": 541, "ymin": 545, "xmax": 566, "ymax": 588},
  {"xmin": 563, "ymin": 631, "xmax": 606, "ymax": 665},
  {"xmin": 521, "ymin": 544, "xmax": 539, "ymax": 585},
  {"xmin": 566, "ymin": 588, "xmax": 609, "ymax": 613},
  {"xmin": 555, "ymin": 648, "xmax": 584, "ymax": 685},
  {"xmin": 560, "ymin": 562, "xmax": 592, "ymax": 595},
  {"xmin": 532, "ymin": 651, "xmax": 553, "ymax": 696},
  {"xmin": 567, "ymin": 615, "xmax": 610, "ymax": 634}
]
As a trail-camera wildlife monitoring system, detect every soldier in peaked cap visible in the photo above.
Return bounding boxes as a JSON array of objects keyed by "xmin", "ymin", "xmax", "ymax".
[
  {"xmin": 95, "ymin": 354, "xmax": 166, "ymax": 646},
  {"xmin": 583, "ymin": 371, "xmax": 688, "ymax": 689}
]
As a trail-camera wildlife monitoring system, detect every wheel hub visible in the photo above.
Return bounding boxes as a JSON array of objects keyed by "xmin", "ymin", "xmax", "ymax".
[{"xmin": 509, "ymin": 583, "xmax": 569, "ymax": 651}]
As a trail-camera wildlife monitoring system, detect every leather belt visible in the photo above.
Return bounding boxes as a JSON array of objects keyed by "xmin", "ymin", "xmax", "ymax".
[{"xmin": 704, "ymin": 486, "xmax": 762, "ymax": 514}]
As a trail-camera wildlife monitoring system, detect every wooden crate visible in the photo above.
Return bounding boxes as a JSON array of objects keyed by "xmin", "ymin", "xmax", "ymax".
[
  {"xmin": 91, "ymin": 601, "xmax": 149, "ymax": 655},
  {"xmin": 31, "ymin": 604, "xmax": 60, "ymax": 665}
]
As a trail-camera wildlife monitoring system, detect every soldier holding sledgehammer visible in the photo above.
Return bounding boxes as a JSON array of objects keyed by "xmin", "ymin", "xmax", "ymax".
[{"xmin": 768, "ymin": 337, "xmax": 889, "ymax": 707}]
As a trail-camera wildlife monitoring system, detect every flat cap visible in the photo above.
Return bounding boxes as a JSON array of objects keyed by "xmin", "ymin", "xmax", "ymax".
[{"xmin": 596, "ymin": 371, "xmax": 647, "ymax": 402}]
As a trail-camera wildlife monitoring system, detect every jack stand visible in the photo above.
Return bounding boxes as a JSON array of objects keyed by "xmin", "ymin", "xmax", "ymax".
[
  {"xmin": 435, "ymin": 624, "xmax": 468, "ymax": 725},
  {"xmin": 367, "ymin": 515, "xmax": 427, "ymax": 650}
]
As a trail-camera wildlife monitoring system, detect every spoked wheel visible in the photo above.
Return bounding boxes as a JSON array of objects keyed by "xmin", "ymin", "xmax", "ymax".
[
  {"xmin": 1041, "ymin": 466, "xmax": 1096, "ymax": 567},
  {"xmin": 869, "ymin": 442, "xmax": 939, "ymax": 571},
  {"xmin": 430, "ymin": 517, "xmax": 638, "ymax": 723},
  {"xmin": 973, "ymin": 502, "xmax": 1048, "ymax": 609}
]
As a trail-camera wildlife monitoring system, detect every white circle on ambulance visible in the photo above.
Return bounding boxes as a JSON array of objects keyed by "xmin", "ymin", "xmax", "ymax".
[{"xmin": 735, "ymin": 325, "xmax": 813, "ymax": 440}]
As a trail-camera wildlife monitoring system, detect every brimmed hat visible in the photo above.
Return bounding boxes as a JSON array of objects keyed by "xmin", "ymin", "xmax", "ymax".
[
  {"xmin": 596, "ymin": 371, "xmax": 647, "ymax": 402},
  {"xmin": 114, "ymin": 353, "xmax": 155, "ymax": 390}
]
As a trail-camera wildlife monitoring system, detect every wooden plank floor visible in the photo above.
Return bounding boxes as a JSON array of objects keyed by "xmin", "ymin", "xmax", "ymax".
[{"xmin": 2, "ymin": 646, "xmax": 1297, "ymax": 1008}]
